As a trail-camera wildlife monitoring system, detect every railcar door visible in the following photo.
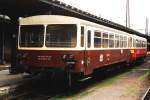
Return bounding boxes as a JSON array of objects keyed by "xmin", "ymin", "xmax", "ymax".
[{"xmin": 84, "ymin": 26, "xmax": 94, "ymax": 75}]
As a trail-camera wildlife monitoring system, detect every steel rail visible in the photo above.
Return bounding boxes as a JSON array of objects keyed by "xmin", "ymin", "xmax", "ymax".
[{"xmin": 141, "ymin": 86, "xmax": 150, "ymax": 100}]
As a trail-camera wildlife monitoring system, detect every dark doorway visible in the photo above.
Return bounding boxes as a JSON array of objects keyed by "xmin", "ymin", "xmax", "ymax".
[{"xmin": 0, "ymin": 16, "xmax": 12, "ymax": 64}]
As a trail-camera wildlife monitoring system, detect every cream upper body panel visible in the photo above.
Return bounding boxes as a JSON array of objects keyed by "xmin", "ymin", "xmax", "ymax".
[
  {"xmin": 19, "ymin": 15, "xmax": 80, "ymax": 25},
  {"xmin": 19, "ymin": 15, "xmax": 129, "ymax": 36},
  {"xmin": 19, "ymin": 15, "xmax": 147, "ymax": 50}
]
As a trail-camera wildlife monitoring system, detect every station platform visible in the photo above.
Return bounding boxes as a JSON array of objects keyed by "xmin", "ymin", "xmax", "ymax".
[
  {"xmin": 0, "ymin": 69, "xmax": 24, "ymax": 87},
  {"xmin": 0, "ymin": 64, "xmax": 10, "ymax": 71},
  {"xmin": 0, "ymin": 64, "xmax": 10, "ymax": 68}
]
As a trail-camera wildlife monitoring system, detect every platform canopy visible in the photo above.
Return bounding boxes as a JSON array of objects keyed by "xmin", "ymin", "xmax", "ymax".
[{"xmin": 0, "ymin": 0, "xmax": 149, "ymax": 41}]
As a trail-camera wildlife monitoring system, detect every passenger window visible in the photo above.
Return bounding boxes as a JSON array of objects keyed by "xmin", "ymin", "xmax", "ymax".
[
  {"xmin": 142, "ymin": 41, "xmax": 145, "ymax": 47},
  {"xmin": 138, "ymin": 40, "xmax": 142, "ymax": 47},
  {"xmin": 94, "ymin": 31, "xmax": 101, "ymax": 48},
  {"xmin": 128, "ymin": 37, "xmax": 132, "ymax": 47},
  {"xmin": 81, "ymin": 26, "xmax": 84, "ymax": 47},
  {"xmin": 109, "ymin": 34, "xmax": 114, "ymax": 48},
  {"xmin": 120, "ymin": 36, "xmax": 123, "ymax": 48},
  {"xmin": 136, "ymin": 40, "xmax": 138, "ymax": 47},
  {"xmin": 140, "ymin": 40, "xmax": 142, "ymax": 47},
  {"xmin": 136, "ymin": 39, "xmax": 140, "ymax": 47},
  {"xmin": 139, "ymin": 40, "xmax": 140, "ymax": 47},
  {"xmin": 102, "ymin": 32, "xmax": 108, "ymax": 48},
  {"xmin": 115, "ymin": 34, "xmax": 119, "ymax": 48},
  {"xmin": 145, "ymin": 41, "xmax": 147, "ymax": 47},
  {"xmin": 123, "ymin": 36, "xmax": 127, "ymax": 48},
  {"xmin": 133, "ymin": 39, "xmax": 136, "ymax": 48},
  {"xmin": 88, "ymin": 30, "xmax": 91, "ymax": 48}
]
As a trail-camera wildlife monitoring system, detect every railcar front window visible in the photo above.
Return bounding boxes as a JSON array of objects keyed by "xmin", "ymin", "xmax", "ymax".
[
  {"xmin": 46, "ymin": 24, "xmax": 77, "ymax": 48},
  {"xmin": 19, "ymin": 25, "xmax": 44, "ymax": 47}
]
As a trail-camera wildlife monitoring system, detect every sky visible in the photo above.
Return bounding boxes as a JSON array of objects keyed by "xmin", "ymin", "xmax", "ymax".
[{"xmin": 59, "ymin": 0, "xmax": 150, "ymax": 34}]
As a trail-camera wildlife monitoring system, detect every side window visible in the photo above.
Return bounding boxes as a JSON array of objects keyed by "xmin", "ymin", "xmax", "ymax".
[
  {"xmin": 136, "ymin": 39, "xmax": 138, "ymax": 47},
  {"xmin": 142, "ymin": 41, "xmax": 145, "ymax": 47},
  {"xmin": 109, "ymin": 34, "xmax": 114, "ymax": 48},
  {"xmin": 81, "ymin": 26, "xmax": 84, "ymax": 47},
  {"xmin": 140, "ymin": 40, "xmax": 142, "ymax": 47},
  {"xmin": 123, "ymin": 36, "xmax": 127, "ymax": 48},
  {"xmin": 136, "ymin": 39, "xmax": 143, "ymax": 48},
  {"xmin": 102, "ymin": 32, "xmax": 108, "ymax": 48},
  {"xmin": 145, "ymin": 41, "xmax": 147, "ymax": 47},
  {"xmin": 133, "ymin": 39, "xmax": 136, "ymax": 48},
  {"xmin": 88, "ymin": 30, "xmax": 91, "ymax": 48},
  {"xmin": 128, "ymin": 37, "xmax": 132, "ymax": 47},
  {"xmin": 136, "ymin": 39, "xmax": 140, "ymax": 47},
  {"xmin": 115, "ymin": 34, "xmax": 119, "ymax": 48},
  {"xmin": 94, "ymin": 31, "xmax": 101, "ymax": 48},
  {"xmin": 141, "ymin": 40, "xmax": 143, "ymax": 48},
  {"xmin": 120, "ymin": 35, "xmax": 123, "ymax": 48}
]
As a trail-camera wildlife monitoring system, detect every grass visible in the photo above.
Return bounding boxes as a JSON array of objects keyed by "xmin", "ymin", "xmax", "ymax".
[
  {"xmin": 138, "ymin": 72, "xmax": 149, "ymax": 81},
  {"xmin": 125, "ymin": 84, "xmax": 140, "ymax": 97},
  {"xmin": 124, "ymin": 70, "xmax": 150, "ymax": 97},
  {"xmin": 51, "ymin": 74, "xmax": 124, "ymax": 100},
  {"xmin": 78, "ymin": 72, "xmax": 129, "ymax": 98},
  {"xmin": 51, "ymin": 65, "xmax": 150, "ymax": 100}
]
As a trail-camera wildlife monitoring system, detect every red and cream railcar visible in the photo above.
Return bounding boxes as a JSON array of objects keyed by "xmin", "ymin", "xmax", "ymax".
[
  {"xmin": 17, "ymin": 15, "xmax": 147, "ymax": 84},
  {"xmin": 129, "ymin": 35, "xmax": 147, "ymax": 62}
]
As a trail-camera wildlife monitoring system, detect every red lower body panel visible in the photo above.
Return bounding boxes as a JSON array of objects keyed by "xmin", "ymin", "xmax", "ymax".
[{"xmin": 18, "ymin": 48, "xmax": 146, "ymax": 75}]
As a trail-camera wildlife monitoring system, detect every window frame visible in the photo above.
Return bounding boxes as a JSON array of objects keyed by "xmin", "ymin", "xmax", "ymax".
[
  {"xmin": 102, "ymin": 32, "xmax": 109, "ymax": 48},
  {"xmin": 94, "ymin": 30, "xmax": 102, "ymax": 48},
  {"xmin": 115, "ymin": 34, "xmax": 119, "ymax": 48},
  {"xmin": 109, "ymin": 33, "xmax": 114, "ymax": 48},
  {"xmin": 81, "ymin": 26, "xmax": 85, "ymax": 47},
  {"xmin": 45, "ymin": 24, "xmax": 77, "ymax": 48}
]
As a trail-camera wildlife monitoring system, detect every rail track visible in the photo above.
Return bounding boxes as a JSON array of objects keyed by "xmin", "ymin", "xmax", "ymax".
[
  {"xmin": 0, "ymin": 73, "xmax": 38, "ymax": 100},
  {"xmin": 0, "ymin": 72, "xmax": 67, "ymax": 100},
  {"xmin": 142, "ymin": 86, "xmax": 150, "ymax": 100}
]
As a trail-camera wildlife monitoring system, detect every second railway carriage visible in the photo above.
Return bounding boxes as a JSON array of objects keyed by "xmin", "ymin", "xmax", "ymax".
[{"xmin": 17, "ymin": 15, "xmax": 147, "ymax": 86}]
